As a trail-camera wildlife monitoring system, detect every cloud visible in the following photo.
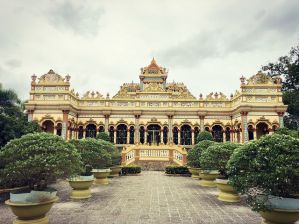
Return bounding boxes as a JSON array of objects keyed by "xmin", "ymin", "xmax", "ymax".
[
  {"xmin": 47, "ymin": 1, "xmax": 105, "ymax": 36},
  {"xmin": 5, "ymin": 59, "xmax": 22, "ymax": 68}
]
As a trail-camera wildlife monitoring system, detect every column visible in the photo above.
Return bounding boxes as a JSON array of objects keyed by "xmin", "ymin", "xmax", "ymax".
[
  {"xmin": 145, "ymin": 129, "xmax": 148, "ymax": 144},
  {"xmin": 178, "ymin": 130, "xmax": 181, "ymax": 145},
  {"xmin": 200, "ymin": 116, "xmax": 205, "ymax": 132},
  {"xmin": 27, "ymin": 109, "xmax": 34, "ymax": 122},
  {"xmin": 161, "ymin": 130, "xmax": 164, "ymax": 144},
  {"xmin": 192, "ymin": 129, "xmax": 195, "ymax": 145},
  {"xmin": 253, "ymin": 128, "xmax": 257, "ymax": 140},
  {"xmin": 104, "ymin": 115, "xmax": 109, "ymax": 133},
  {"xmin": 241, "ymin": 112, "xmax": 248, "ymax": 143},
  {"xmin": 230, "ymin": 130, "xmax": 234, "ymax": 142},
  {"xmin": 114, "ymin": 129, "xmax": 117, "ymax": 144},
  {"xmin": 127, "ymin": 129, "xmax": 130, "ymax": 144},
  {"xmin": 268, "ymin": 128, "xmax": 273, "ymax": 135},
  {"xmin": 222, "ymin": 132, "xmax": 225, "ymax": 142},
  {"xmin": 62, "ymin": 110, "xmax": 69, "ymax": 140},
  {"xmin": 277, "ymin": 112, "xmax": 284, "ymax": 128},
  {"xmin": 83, "ymin": 128, "xmax": 86, "ymax": 138},
  {"xmin": 134, "ymin": 115, "xmax": 140, "ymax": 144},
  {"xmin": 168, "ymin": 115, "xmax": 173, "ymax": 143}
]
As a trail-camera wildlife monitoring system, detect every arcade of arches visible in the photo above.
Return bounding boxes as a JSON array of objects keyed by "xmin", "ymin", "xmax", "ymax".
[
  {"xmin": 41, "ymin": 119, "xmax": 281, "ymax": 146},
  {"xmin": 28, "ymin": 59, "xmax": 287, "ymax": 149}
]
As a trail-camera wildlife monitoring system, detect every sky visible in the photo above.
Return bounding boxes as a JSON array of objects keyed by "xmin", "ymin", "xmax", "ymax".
[{"xmin": 0, "ymin": 0, "xmax": 299, "ymax": 100}]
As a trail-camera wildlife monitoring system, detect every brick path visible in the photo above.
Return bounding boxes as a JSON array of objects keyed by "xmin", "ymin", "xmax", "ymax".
[{"xmin": 0, "ymin": 171, "xmax": 261, "ymax": 224}]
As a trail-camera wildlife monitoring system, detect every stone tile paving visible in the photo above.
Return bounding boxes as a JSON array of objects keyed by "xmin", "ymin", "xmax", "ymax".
[{"xmin": 0, "ymin": 171, "xmax": 262, "ymax": 224}]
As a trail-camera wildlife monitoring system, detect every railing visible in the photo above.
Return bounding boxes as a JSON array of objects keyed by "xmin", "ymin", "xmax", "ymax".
[{"xmin": 121, "ymin": 144, "xmax": 187, "ymax": 166}]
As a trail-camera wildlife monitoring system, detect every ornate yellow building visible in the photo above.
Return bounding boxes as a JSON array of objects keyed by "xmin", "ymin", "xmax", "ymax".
[{"xmin": 25, "ymin": 59, "xmax": 287, "ymax": 152}]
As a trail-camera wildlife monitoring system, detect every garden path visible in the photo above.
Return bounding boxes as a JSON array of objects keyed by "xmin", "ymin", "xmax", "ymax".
[{"xmin": 0, "ymin": 171, "xmax": 261, "ymax": 224}]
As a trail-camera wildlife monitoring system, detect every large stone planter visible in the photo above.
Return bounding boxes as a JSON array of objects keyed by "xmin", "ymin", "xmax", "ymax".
[
  {"xmin": 199, "ymin": 170, "xmax": 218, "ymax": 187},
  {"xmin": 92, "ymin": 169, "xmax": 111, "ymax": 185},
  {"xmin": 260, "ymin": 209, "xmax": 299, "ymax": 224},
  {"xmin": 109, "ymin": 166, "xmax": 122, "ymax": 177},
  {"xmin": 188, "ymin": 167, "xmax": 201, "ymax": 179},
  {"xmin": 68, "ymin": 177, "xmax": 94, "ymax": 199},
  {"xmin": 5, "ymin": 196, "xmax": 58, "ymax": 224},
  {"xmin": 216, "ymin": 179, "xmax": 240, "ymax": 202}
]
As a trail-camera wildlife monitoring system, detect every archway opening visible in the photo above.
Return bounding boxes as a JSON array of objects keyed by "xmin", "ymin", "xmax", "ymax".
[
  {"xmin": 139, "ymin": 126, "xmax": 145, "ymax": 144},
  {"xmin": 256, "ymin": 122, "xmax": 269, "ymax": 139},
  {"xmin": 163, "ymin": 126, "xmax": 168, "ymax": 145},
  {"xmin": 147, "ymin": 124, "xmax": 161, "ymax": 145},
  {"xmin": 98, "ymin": 126, "xmax": 105, "ymax": 133},
  {"xmin": 212, "ymin": 125, "xmax": 223, "ymax": 142},
  {"xmin": 194, "ymin": 127, "xmax": 199, "ymax": 144},
  {"xmin": 173, "ymin": 127, "xmax": 179, "ymax": 145},
  {"xmin": 109, "ymin": 126, "xmax": 114, "ymax": 143},
  {"xmin": 181, "ymin": 125, "xmax": 192, "ymax": 145},
  {"xmin": 248, "ymin": 125, "xmax": 254, "ymax": 140},
  {"xmin": 116, "ymin": 124, "xmax": 127, "ymax": 144},
  {"xmin": 129, "ymin": 126, "xmax": 134, "ymax": 144},
  {"xmin": 56, "ymin": 123, "xmax": 62, "ymax": 136},
  {"xmin": 225, "ymin": 127, "xmax": 230, "ymax": 142},
  {"xmin": 86, "ymin": 124, "xmax": 97, "ymax": 138},
  {"xmin": 42, "ymin": 120, "xmax": 54, "ymax": 134},
  {"xmin": 78, "ymin": 126, "xmax": 84, "ymax": 139}
]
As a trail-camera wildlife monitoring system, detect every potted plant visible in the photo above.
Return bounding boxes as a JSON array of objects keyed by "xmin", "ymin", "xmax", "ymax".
[
  {"xmin": 67, "ymin": 164, "xmax": 94, "ymax": 199},
  {"xmin": 187, "ymin": 132, "xmax": 214, "ymax": 179},
  {"xmin": 109, "ymin": 148, "xmax": 122, "ymax": 177},
  {"xmin": 200, "ymin": 142, "xmax": 240, "ymax": 201},
  {"xmin": 227, "ymin": 134, "xmax": 299, "ymax": 224},
  {"xmin": 188, "ymin": 140, "xmax": 216, "ymax": 184},
  {"xmin": 1, "ymin": 133, "xmax": 81, "ymax": 224},
  {"xmin": 70, "ymin": 138, "xmax": 112, "ymax": 185}
]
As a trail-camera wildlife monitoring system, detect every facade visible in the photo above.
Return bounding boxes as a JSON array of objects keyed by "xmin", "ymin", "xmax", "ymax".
[{"xmin": 25, "ymin": 59, "xmax": 287, "ymax": 150}]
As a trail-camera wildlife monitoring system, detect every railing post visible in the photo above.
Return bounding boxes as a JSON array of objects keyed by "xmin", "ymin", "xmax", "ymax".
[
  {"xmin": 135, "ymin": 148, "xmax": 140, "ymax": 162},
  {"xmin": 169, "ymin": 149, "xmax": 173, "ymax": 163},
  {"xmin": 182, "ymin": 153, "xmax": 187, "ymax": 165}
]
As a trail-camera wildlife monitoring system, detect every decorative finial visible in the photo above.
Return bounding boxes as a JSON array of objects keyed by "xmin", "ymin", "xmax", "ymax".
[
  {"xmin": 240, "ymin": 75, "xmax": 246, "ymax": 84},
  {"xmin": 230, "ymin": 93, "xmax": 233, "ymax": 98},
  {"xmin": 31, "ymin": 74, "xmax": 37, "ymax": 83},
  {"xmin": 106, "ymin": 93, "xmax": 110, "ymax": 99},
  {"xmin": 199, "ymin": 93, "xmax": 203, "ymax": 99},
  {"xmin": 65, "ymin": 74, "xmax": 71, "ymax": 82}
]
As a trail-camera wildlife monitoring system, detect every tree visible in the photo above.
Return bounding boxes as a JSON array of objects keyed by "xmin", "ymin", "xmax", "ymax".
[
  {"xmin": 96, "ymin": 132, "xmax": 110, "ymax": 142},
  {"xmin": 262, "ymin": 44, "xmax": 299, "ymax": 129},
  {"xmin": 0, "ymin": 86, "xmax": 41, "ymax": 147}
]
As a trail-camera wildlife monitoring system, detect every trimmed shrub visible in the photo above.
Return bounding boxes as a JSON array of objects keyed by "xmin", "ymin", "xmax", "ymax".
[
  {"xmin": 200, "ymin": 142, "xmax": 240, "ymax": 177},
  {"xmin": 96, "ymin": 132, "xmax": 110, "ymax": 142},
  {"xmin": 275, "ymin": 127, "xmax": 299, "ymax": 138},
  {"xmin": 187, "ymin": 140, "xmax": 216, "ymax": 168},
  {"xmin": 69, "ymin": 138, "xmax": 112, "ymax": 169},
  {"xmin": 0, "ymin": 133, "xmax": 82, "ymax": 190},
  {"xmin": 165, "ymin": 166, "xmax": 190, "ymax": 175},
  {"xmin": 197, "ymin": 131, "xmax": 213, "ymax": 142},
  {"xmin": 227, "ymin": 134, "xmax": 299, "ymax": 211},
  {"xmin": 122, "ymin": 165, "xmax": 141, "ymax": 175}
]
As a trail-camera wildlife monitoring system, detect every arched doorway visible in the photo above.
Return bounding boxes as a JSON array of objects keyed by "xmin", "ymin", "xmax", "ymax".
[
  {"xmin": 56, "ymin": 123, "xmax": 62, "ymax": 136},
  {"xmin": 109, "ymin": 126, "xmax": 115, "ymax": 143},
  {"xmin": 256, "ymin": 122, "xmax": 269, "ymax": 139},
  {"xmin": 173, "ymin": 127, "xmax": 179, "ymax": 145},
  {"xmin": 212, "ymin": 125, "xmax": 223, "ymax": 142},
  {"xmin": 205, "ymin": 127, "xmax": 210, "ymax": 132},
  {"xmin": 248, "ymin": 125, "xmax": 254, "ymax": 140},
  {"xmin": 181, "ymin": 125, "xmax": 192, "ymax": 145},
  {"xmin": 86, "ymin": 124, "xmax": 97, "ymax": 138},
  {"xmin": 225, "ymin": 127, "xmax": 230, "ymax": 142},
  {"xmin": 98, "ymin": 126, "xmax": 104, "ymax": 133},
  {"xmin": 116, "ymin": 124, "xmax": 127, "ymax": 144},
  {"xmin": 42, "ymin": 120, "xmax": 54, "ymax": 133},
  {"xmin": 129, "ymin": 126, "xmax": 134, "ymax": 144},
  {"xmin": 147, "ymin": 124, "xmax": 161, "ymax": 145},
  {"xmin": 163, "ymin": 126, "xmax": 168, "ymax": 145},
  {"xmin": 194, "ymin": 127, "xmax": 200, "ymax": 144},
  {"xmin": 78, "ymin": 126, "xmax": 84, "ymax": 139},
  {"xmin": 139, "ymin": 126, "xmax": 145, "ymax": 144}
]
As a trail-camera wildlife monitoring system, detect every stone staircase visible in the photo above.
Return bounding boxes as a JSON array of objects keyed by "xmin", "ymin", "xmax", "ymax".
[{"xmin": 135, "ymin": 160, "xmax": 177, "ymax": 171}]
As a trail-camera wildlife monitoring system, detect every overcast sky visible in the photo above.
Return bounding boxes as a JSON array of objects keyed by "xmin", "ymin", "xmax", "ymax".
[{"xmin": 0, "ymin": 0, "xmax": 298, "ymax": 100}]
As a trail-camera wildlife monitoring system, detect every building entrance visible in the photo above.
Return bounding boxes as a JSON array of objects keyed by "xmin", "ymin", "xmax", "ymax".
[{"xmin": 147, "ymin": 125, "xmax": 161, "ymax": 145}]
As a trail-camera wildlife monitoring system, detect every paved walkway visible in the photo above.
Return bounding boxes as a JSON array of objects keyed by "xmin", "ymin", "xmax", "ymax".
[{"xmin": 0, "ymin": 171, "xmax": 261, "ymax": 224}]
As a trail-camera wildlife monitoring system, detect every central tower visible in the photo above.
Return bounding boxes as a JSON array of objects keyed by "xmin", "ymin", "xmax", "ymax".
[{"xmin": 139, "ymin": 58, "xmax": 168, "ymax": 91}]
